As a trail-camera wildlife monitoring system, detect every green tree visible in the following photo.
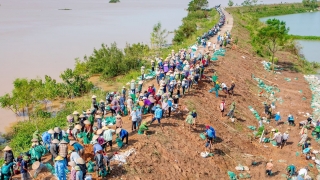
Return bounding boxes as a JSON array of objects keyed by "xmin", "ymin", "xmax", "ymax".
[
  {"xmin": 228, "ymin": 0, "xmax": 234, "ymax": 7},
  {"xmin": 241, "ymin": 0, "xmax": 252, "ymax": 6},
  {"xmin": 150, "ymin": 22, "xmax": 169, "ymax": 54},
  {"xmin": 302, "ymin": 0, "xmax": 318, "ymax": 8},
  {"xmin": 258, "ymin": 18, "xmax": 289, "ymax": 72},
  {"xmin": 187, "ymin": 0, "xmax": 209, "ymax": 11}
]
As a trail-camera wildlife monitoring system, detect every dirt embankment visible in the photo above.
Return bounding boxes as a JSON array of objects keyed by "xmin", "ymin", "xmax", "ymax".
[{"xmin": 17, "ymin": 8, "xmax": 318, "ymax": 180}]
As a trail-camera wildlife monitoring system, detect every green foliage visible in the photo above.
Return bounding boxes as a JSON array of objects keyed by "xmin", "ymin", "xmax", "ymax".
[
  {"xmin": 289, "ymin": 35, "xmax": 320, "ymax": 40},
  {"xmin": 0, "ymin": 71, "xmax": 93, "ymax": 116},
  {"xmin": 150, "ymin": 22, "xmax": 169, "ymax": 53},
  {"xmin": 109, "ymin": 0, "xmax": 120, "ymax": 3},
  {"xmin": 83, "ymin": 43, "xmax": 149, "ymax": 79},
  {"xmin": 302, "ymin": 0, "xmax": 318, "ymax": 8},
  {"xmin": 187, "ymin": 0, "xmax": 209, "ymax": 11},
  {"xmin": 228, "ymin": 0, "xmax": 234, "ymax": 7},
  {"xmin": 257, "ymin": 18, "xmax": 289, "ymax": 72}
]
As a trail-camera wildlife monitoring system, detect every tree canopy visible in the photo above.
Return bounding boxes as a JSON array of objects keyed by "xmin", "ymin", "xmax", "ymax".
[
  {"xmin": 258, "ymin": 18, "xmax": 289, "ymax": 72},
  {"xmin": 187, "ymin": 0, "xmax": 209, "ymax": 11}
]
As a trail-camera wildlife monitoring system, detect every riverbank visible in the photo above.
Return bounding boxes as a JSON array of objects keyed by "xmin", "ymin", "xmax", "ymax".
[{"xmin": 2, "ymin": 2, "xmax": 320, "ymax": 179}]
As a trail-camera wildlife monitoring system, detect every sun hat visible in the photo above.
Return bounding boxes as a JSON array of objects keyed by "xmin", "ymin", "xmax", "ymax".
[
  {"xmin": 205, "ymin": 125, "xmax": 210, "ymax": 129},
  {"xmin": 73, "ymin": 111, "xmax": 79, "ymax": 115},
  {"xmin": 116, "ymin": 128, "xmax": 122, "ymax": 134},
  {"xmin": 31, "ymin": 142, "xmax": 38, "ymax": 147},
  {"xmin": 79, "ymin": 114, "xmax": 85, "ymax": 118},
  {"xmin": 95, "ymin": 115, "xmax": 102, "ymax": 119},
  {"xmin": 175, "ymin": 95, "xmax": 179, "ymax": 98},
  {"xmin": 3, "ymin": 146, "xmax": 12, "ymax": 151},
  {"xmin": 269, "ymin": 159, "xmax": 273, "ymax": 162},
  {"xmin": 75, "ymin": 124, "xmax": 82, "ymax": 130},
  {"xmin": 75, "ymin": 166, "xmax": 81, "ymax": 171},
  {"xmin": 102, "ymin": 126, "xmax": 109, "ymax": 130},
  {"xmin": 67, "ymin": 115, "xmax": 73, "ymax": 120},
  {"xmin": 285, "ymin": 131, "xmax": 289, "ymax": 134},
  {"xmin": 31, "ymin": 138, "xmax": 39, "ymax": 142},
  {"xmin": 60, "ymin": 140, "xmax": 68, "ymax": 144},
  {"xmin": 86, "ymin": 109, "xmax": 91, "ymax": 114},
  {"xmin": 131, "ymin": 79, "xmax": 135, "ymax": 83},
  {"xmin": 96, "ymin": 129, "xmax": 103, "ymax": 135},
  {"xmin": 156, "ymin": 104, "xmax": 161, "ymax": 108},
  {"xmin": 84, "ymin": 120, "xmax": 91, "ymax": 125},
  {"xmin": 69, "ymin": 140, "xmax": 77, "ymax": 146},
  {"xmin": 48, "ymin": 129, "xmax": 55, "ymax": 134},
  {"xmin": 68, "ymin": 150, "xmax": 73, "ymax": 154},
  {"xmin": 52, "ymin": 139, "xmax": 60, "ymax": 144},
  {"xmin": 142, "ymin": 97, "xmax": 147, "ymax": 100},
  {"xmin": 54, "ymin": 127, "xmax": 61, "ymax": 133},
  {"xmin": 149, "ymin": 94, "xmax": 154, "ymax": 97},
  {"xmin": 23, "ymin": 156, "xmax": 29, "ymax": 161},
  {"xmin": 92, "ymin": 95, "xmax": 97, "ymax": 99},
  {"xmin": 116, "ymin": 114, "xmax": 122, "ymax": 118},
  {"xmin": 55, "ymin": 156, "xmax": 64, "ymax": 161},
  {"xmin": 76, "ymin": 158, "xmax": 85, "ymax": 165},
  {"xmin": 122, "ymin": 86, "xmax": 126, "ymax": 89},
  {"xmin": 68, "ymin": 161, "xmax": 76, "ymax": 167},
  {"xmin": 139, "ymin": 80, "xmax": 143, "ymax": 84},
  {"xmin": 168, "ymin": 98, "xmax": 173, "ymax": 101},
  {"xmin": 92, "ymin": 135, "xmax": 99, "ymax": 142},
  {"xmin": 271, "ymin": 128, "xmax": 276, "ymax": 132},
  {"xmin": 32, "ymin": 161, "xmax": 41, "ymax": 170},
  {"xmin": 99, "ymin": 99, "xmax": 104, "ymax": 103}
]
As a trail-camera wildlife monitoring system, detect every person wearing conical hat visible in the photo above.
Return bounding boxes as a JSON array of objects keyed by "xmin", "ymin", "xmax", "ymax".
[
  {"xmin": 32, "ymin": 130, "xmax": 42, "ymax": 143},
  {"xmin": 58, "ymin": 140, "xmax": 68, "ymax": 162},
  {"xmin": 68, "ymin": 161, "xmax": 76, "ymax": 180},
  {"xmin": 68, "ymin": 148, "xmax": 80, "ymax": 165},
  {"xmin": 32, "ymin": 161, "xmax": 45, "ymax": 178},
  {"xmin": 102, "ymin": 126, "xmax": 115, "ymax": 152},
  {"xmin": 91, "ymin": 95, "xmax": 98, "ymax": 112},
  {"xmin": 20, "ymin": 155, "xmax": 30, "ymax": 180},
  {"xmin": 94, "ymin": 147, "xmax": 106, "ymax": 177},
  {"xmin": 50, "ymin": 139, "xmax": 59, "ymax": 161},
  {"xmin": 75, "ymin": 165, "xmax": 83, "ymax": 180},
  {"xmin": 151, "ymin": 59, "xmax": 155, "ymax": 72},
  {"xmin": 185, "ymin": 112, "xmax": 194, "ymax": 131},
  {"xmin": 72, "ymin": 111, "xmax": 80, "ymax": 125},
  {"xmin": 54, "ymin": 156, "xmax": 67, "ymax": 180},
  {"xmin": 137, "ymin": 80, "xmax": 143, "ymax": 94},
  {"xmin": 76, "ymin": 158, "xmax": 87, "ymax": 178},
  {"xmin": 116, "ymin": 128, "xmax": 129, "ymax": 145},
  {"xmin": 53, "ymin": 127, "xmax": 63, "ymax": 141},
  {"xmin": 130, "ymin": 79, "xmax": 136, "ymax": 94},
  {"xmin": 3, "ymin": 146, "xmax": 15, "ymax": 175},
  {"xmin": 95, "ymin": 114, "xmax": 102, "ymax": 129},
  {"xmin": 150, "ymin": 105, "xmax": 164, "ymax": 130},
  {"xmin": 115, "ymin": 114, "xmax": 123, "ymax": 129},
  {"xmin": 98, "ymin": 100, "xmax": 106, "ymax": 116}
]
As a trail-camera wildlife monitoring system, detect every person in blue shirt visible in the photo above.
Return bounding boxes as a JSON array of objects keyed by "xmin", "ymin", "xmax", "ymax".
[
  {"xmin": 205, "ymin": 125, "xmax": 216, "ymax": 139},
  {"xmin": 54, "ymin": 156, "xmax": 67, "ymax": 180},
  {"xmin": 150, "ymin": 105, "xmax": 164, "ymax": 130},
  {"xmin": 70, "ymin": 141, "xmax": 84, "ymax": 157},
  {"xmin": 204, "ymin": 126, "xmax": 215, "ymax": 152},
  {"xmin": 116, "ymin": 128, "xmax": 129, "ymax": 145},
  {"xmin": 119, "ymin": 96, "xmax": 125, "ymax": 114},
  {"xmin": 93, "ymin": 137, "xmax": 103, "ymax": 155},
  {"xmin": 274, "ymin": 112, "xmax": 281, "ymax": 126},
  {"xmin": 167, "ymin": 98, "xmax": 173, "ymax": 117},
  {"xmin": 288, "ymin": 114, "xmax": 295, "ymax": 126}
]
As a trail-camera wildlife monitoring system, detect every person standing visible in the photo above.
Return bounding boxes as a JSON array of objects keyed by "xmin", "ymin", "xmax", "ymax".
[
  {"xmin": 150, "ymin": 105, "xmax": 164, "ymax": 130},
  {"xmin": 227, "ymin": 101, "xmax": 235, "ymax": 119},
  {"xmin": 266, "ymin": 159, "xmax": 273, "ymax": 176},
  {"xmin": 282, "ymin": 131, "xmax": 289, "ymax": 148},
  {"xmin": 54, "ymin": 156, "xmax": 67, "ymax": 180},
  {"xmin": 50, "ymin": 139, "xmax": 59, "ymax": 161},
  {"xmin": 75, "ymin": 166, "xmax": 83, "ymax": 180},
  {"xmin": 130, "ymin": 80, "xmax": 136, "ymax": 94},
  {"xmin": 130, "ymin": 108, "xmax": 138, "ymax": 132},
  {"xmin": 115, "ymin": 114, "xmax": 123, "ymax": 129},
  {"xmin": 70, "ymin": 141, "xmax": 84, "ymax": 157},
  {"xmin": 219, "ymin": 99, "xmax": 226, "ymax": 117},
  {"xmin": 185, "ymin": 112, "xmax": 194, "ymax": 131},
  {"xmin": 102, "ymin": 126, "xmax": 115, "ymax": 152},
  {"xmin": 58, "ymin": 140, "xmax": 68, "ymax": 163},
  {"xmin": 3, "ymin": 146, "xmax": 15, "ymax": 175},
  {"xmin": 275, "ymin": 112, "xmax": 281, "ymax": 126},
  {"xmin": 20, "ymin": 156, "xmax": 30, "ymax": 180}
]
